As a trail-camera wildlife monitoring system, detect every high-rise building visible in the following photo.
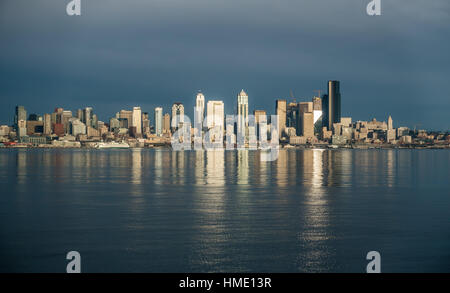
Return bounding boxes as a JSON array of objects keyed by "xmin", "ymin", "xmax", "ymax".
[
  {"xmin": 109, "ymin": 117, "xmax": 120, "ymax": 131},
  {"xmin": 254, "ymin": 110, "xmax": 267, "ymax": 139},
  {"xmin": 301, "ymin": 112, "xmax": 314, "ymax": 138},
  {"xmin": 27, "ymin": 121, "xmax": 44, "ymax": 135},
  {"xmin": 206, "ymin": 100, "xmax": 224, "ymax": 143},
  {"xmin": 44, "ymin": 113, "xmax": 52, "ymax": 135},
  {"xmin": 69, "ymin": 118, "xmax": 86, "ymax": 136},
  {"xmin": 119, "ymin": 110, "xmax": 133, "ymax": 129},
  {"xmin": 254, "ymin": 110, "xmax": 267, "ymax": 124},
  {"xmin": 206, "ymin": 101, "xmax": 224, "ymax": 129},
  {"xmin": 195, "ymin": 92, "xmax": 205, "ymax": 126},
  {"xmin": 83, "ymin": 107, "xmax": 93, "ymax": 128},
  {"xmin": 276, "ymin": 99, "xmax": 287, "ymax": 137},
  {"xmin": 17, "ymin": 120, "xmax": 27, "ymax": 137},
  {"xmin": 163, "ymin": 113, "xmax": 171, "ymax": 134},
  {"xmin": 62, "ymin": 110, "xmax": 73, "ymax": 134},
  {"xmin": 387, "ymin": 115, "xmax": 395, "ymax": 142},
  {"xmin": 297, "ymin": 102, "xmax": 314, "ymax": 137},
  {"xmin": 142, "ymin": 112, "xmax": 150, "ymax": 135},
  {"xmin": 313, "ymin": 96, "xmax": 322, "ymax": 111},
  {"xmin": 132, "ymin": 107, "xmax": 142, "ymax": 135},
  {"xmin": 388, "ymin": 115, "xmax": 393, "ymax": 130},
  {"xmin": 92, "ymin": 114, "xmax": 98, "ymax": 130},
  {"xmin": 299, "ymin": 102, "xmax": 313, "ymax": 114},
  {"xmin": 322, "ymin": 80, "xmax": 341, "ymax": 131},
  {"xmin": 155, "ymin": 107, "xmax": 163, "ymax": 136},
  {"xmin": 76, "ymin": 109, "xmax": 83, "ymax": 121},
  {"xmin": 237, "ymin": 89, "xmax": 249, "ymax": 138},
  {"xmin": 312, "ymin": 96, "xmax": 323, "ymax": 132},
  {"xmin": 286, "ymin": 102, "xmax": 298, "ymax": 129},
  {"xmin": 171, "ymin": 103, "xmax": 184, "ymax": 130},
  {"xmin": 14, "ymin": 106, "xmax": 27, "ymax": 131},
  {"xmin": 54, "ymin": 107, "xmax": 64, "ymax": 124}
]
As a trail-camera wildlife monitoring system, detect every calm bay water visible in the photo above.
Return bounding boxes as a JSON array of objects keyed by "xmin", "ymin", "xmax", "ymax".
[{"xmin": 0, "ymin": 148, "xmax": 449, "ymax": 272}]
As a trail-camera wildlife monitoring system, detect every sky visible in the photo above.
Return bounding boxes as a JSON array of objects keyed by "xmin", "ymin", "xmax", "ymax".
[{"xmin": 0, "ymin": 0, "xmax": 449, "ymax": 130}]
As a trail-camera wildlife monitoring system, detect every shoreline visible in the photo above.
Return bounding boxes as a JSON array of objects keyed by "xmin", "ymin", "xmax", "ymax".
[{"xmin": 1, "ymin": 144, "xmax": 449, "ymax": 150}]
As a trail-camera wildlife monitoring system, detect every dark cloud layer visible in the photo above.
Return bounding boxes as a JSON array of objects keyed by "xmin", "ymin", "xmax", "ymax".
[{"xmin": 0, "ymin": 0, "xmax": 449, "ymax": 130}]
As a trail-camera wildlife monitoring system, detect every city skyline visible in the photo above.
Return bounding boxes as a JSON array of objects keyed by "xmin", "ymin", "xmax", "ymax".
[
  {"xmin": 4, "ymin": 78, "xmax": 448, "ymax": 151},
  {"xmin": 2, "ymin": 84, "xmax": 449, "ymax": 133},
  {"xmin": 3, "ymin": 86, "xmax": 447, "ymax": 133}
]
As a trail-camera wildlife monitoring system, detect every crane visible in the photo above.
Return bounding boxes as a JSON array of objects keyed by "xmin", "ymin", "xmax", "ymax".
[{"xmin": 314, "ymin": 90, "xmax": 322, "ymax": 98}]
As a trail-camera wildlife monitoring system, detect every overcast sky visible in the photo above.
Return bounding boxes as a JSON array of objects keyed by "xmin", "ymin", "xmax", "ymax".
[{"xmin": 0, "ymin": 0, "xmax": 449, "ymax": 130}]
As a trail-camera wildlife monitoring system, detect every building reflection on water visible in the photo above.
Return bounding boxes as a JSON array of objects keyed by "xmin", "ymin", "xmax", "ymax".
[
  {"xmin": 297, "ymin": 149, "xmax": 333, "ymax": 272},
  {"xmin": 131, "ymin": 148, "xmax": 142, "ymax": 185},
  {"xmin": 237, "ymin": 150, "xmax": 249, "ymax": 186},
  {"xmin": 387, "ymin": 150, "xmax": 395, "ymax": 188},
  {"xmin": 2, "ymin": 147, "xmax": 448, "ymax": 272}
]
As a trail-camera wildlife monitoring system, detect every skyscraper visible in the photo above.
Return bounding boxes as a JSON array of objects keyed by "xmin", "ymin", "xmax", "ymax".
[
  {"xmin": 322, "ymin": 80, "xmax": 341, "ymax": 131},
  {"xmin": 301, "ymin": 112, "xmax": 314, "ymax": 138},
  {"xmin": 254, "ymin": 110, "xmax": 267, "ymax": 139},
  {"xmin": 171, "ymin": 103, "xmax": 184, "ymax": 130},
  {"xmin": 142, "ymin": 112, "xmax": 150, "ymax": 135},
  {"xmin": 119, "ymin": 110, "xmax": 133, "ymax": 128},
  {"xmin": 155, "ymin": 107, "xmax": 163, "ymax": 136},
  {"xmin": 312, "ymin": 96, "xmax": 323, "ymax": 132},
  {"xmin": 313, "ymin": 96, "xmax": 322, "ymax": 111},
  {"xmin": 387, "ymin": 115, "xmax": 395, "ymax": 142},
  {"xmin": 206, "ymin": 100, "xmax": 224, "ymax": 143},
  {"xmin": 14, "ymin": 106, "xmax": 27, "ymax": 130},
  {"xmin": 254, "ymin": 110, "xmax": 267, "ymax": 124},
  {"xmin": 76, "ymin": 109, "xmax": 83, "ymax": 121},
  {"xmin": 286, "ymin": 102, "xmax": 298, "ymax": 129},
  {"xmin": 276, "ymin": 99, "xmax": 287, "ymax": 138},
  {"xmin": 44, "ymin": 113, "xmax": 52, "ymax": 135},
  {"xmin": 195, "ymin": 91, "xmax": 205, "ymax": 127},
  {"xmin": 163, "ymin": 113, "xmax": 171, "ymax": 134},
  {"xmin": 237, "ymin": 89, "xmax": 249, "ymax": 139},
  {"xmin": 297, "ymin": 102, "xmax": 313, "ymax": 136},
  {"xmin": 62, "ymin": 110, "xmax": 73, "ymax": 134},
  {"xmin": 132, "ymin": 107, "xmax": 142, "ymax": 135},
  {"xmin": 92, "ymin": 114, "xmax": 98, "ymax": 130},
  {"xmin": 83, "ymin": 107, "xmax": 93, "ymax": 128},
  {"xmin": 206, "ymin": 101, "xmax": 224, "ymax": 129}
]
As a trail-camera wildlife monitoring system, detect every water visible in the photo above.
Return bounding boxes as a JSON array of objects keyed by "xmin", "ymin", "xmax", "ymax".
[{"xmin": 0, "ymin": 148, "xmax": 449, "ymax": 273}]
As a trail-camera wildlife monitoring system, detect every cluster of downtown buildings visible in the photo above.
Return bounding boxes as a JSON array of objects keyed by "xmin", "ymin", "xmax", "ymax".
[{"xmin": 1, "ymin": 80, "xmax": 449, "ymax": 149}]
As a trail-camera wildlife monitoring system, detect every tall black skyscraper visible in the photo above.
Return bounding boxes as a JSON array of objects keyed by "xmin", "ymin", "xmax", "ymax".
[
  {"xmin": 14, "ymin": 105, "xmax": 27, "ymax": 129},
  {"xmin": 322, "ymin": 80, "xmax": 341, "ymax": 131}
]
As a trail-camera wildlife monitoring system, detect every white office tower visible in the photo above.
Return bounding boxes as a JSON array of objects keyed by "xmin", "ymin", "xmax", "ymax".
[
  {"xmin": 195, "ymin": 92, "xmax": 205, "ymax": 127},
  {"xmin": 83, "ymin": 107, "xmax": 93, "ymax": 128},
  {"xmin": 206, "ymin": 100, "xmax": 225, "ymax": 143},
  {"xmin": 171, "ymin": 103, "xmax": 185, "ymax": 129},
  {"xmin": 155, "ymin": 107, "xmax": 163, "ymax": 136},
  {"xmin": 237, "ymin": 89, "xmax": 249, "ymax": 140},
  {"xmin": 132, "ymin": 107, "xmax": 142, "ymax": 134},
  {"xmin": 207, "ymin": 101, "xmax": 224, "ymax": 129}
]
